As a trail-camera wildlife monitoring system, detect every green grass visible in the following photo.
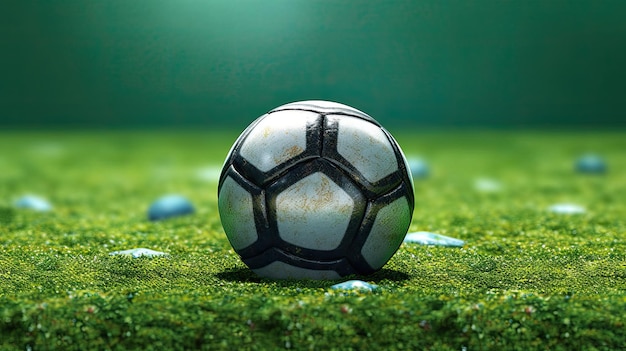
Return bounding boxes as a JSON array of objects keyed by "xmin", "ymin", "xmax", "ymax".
[{"xmin": 1, "ymin": 130, "xmax": 625, "ymax": 350}]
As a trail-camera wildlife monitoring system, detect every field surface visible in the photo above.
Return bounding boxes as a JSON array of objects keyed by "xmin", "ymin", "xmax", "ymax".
[{"xmin": 1, "ymin": 130, "xmax": 625, "ymax": 350}]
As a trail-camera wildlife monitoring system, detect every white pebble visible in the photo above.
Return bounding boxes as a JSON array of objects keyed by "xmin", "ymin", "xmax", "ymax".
[
  {"xmin": 474, "ymin": 178, "xmax": 502, "ymax": 193},
  {"xmin": 196, "ymin": 165, "xmax": 222, "ymax": 182},
  {"xmin": 548, "ymin": 203, "xmax": 586, "ymax": 214},
  {"xmin": 109, "ymin": 248, "xmax": 169, "ymax": 258},
  {"xmin": 330, "ymin": 280, "xmax": 380, "ymax": 292},
  {"xmin": 14, "ymin": 195, "xmax": 52, "ymax": 212},
  {"xmin": 404, "ymin": 231, "xmax": 465, "ymax": 247}
]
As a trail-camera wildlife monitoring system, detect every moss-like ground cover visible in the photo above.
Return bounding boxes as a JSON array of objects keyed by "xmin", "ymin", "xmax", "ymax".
[{"xmin": 1, "ymin": 130, "xmax": 625, "ymax": 350}]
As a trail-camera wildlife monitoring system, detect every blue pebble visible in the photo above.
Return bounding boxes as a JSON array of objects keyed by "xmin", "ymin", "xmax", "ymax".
[
  {"xmin": 407, "ymin": 157, "xmax": 429, "ymax": 178},
  {"xmin": 148, "ymin": 194, "xmax": 194, "ymax": 221},
  {"xmin": 330, "ymin": 280, "xmax": 380, "ymax": 292},
  {"xmin": 14, "ymin": 195, "xmax": 52, "ymax": 212},
  {"xmin": 575, "ymin": 154, "xmax": 607, "ymax": 174}
]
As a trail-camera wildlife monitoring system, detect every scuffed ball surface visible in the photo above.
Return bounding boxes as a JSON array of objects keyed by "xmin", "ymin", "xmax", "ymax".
[{"xmin": 218, "ymin": 100, "xmax": 414, "ymax": 279}]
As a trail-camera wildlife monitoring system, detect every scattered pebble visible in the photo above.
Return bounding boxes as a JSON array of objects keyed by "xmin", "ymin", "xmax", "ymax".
[
  {"xmin": 330, "ymin": 280, "xmax": 380, "ymax": 292},
  {"xmin": 548, "ymin": 203, "xmax": 586, "ymax": 215},
  {"xmin": 474, "ymin": 178, "xmax": 502, "ymax": 193},
  {"xmin": 148, "ymin": 194, "xmax": 194, "ymax": 221},
  {"xmin": 109, "ymin": 248, "xmax": 169, "ymax": 258},
  {"xmin": 14, "ymin": 195, "xmax": 52, "ymax": 212},
  {"xmin": 575, "ymin": 154, "xmax": 607, "ymax": 174},
  {"xmin": 404, "ymin": 231, "xmax": 465, "ymax": 247},
  {"xmin": 196, "ymin": 165, "xmax": 222, "ymax": 182},
  {"xmin": 406, "ymin": 157, "xmax": 429, "ymax": 179}
]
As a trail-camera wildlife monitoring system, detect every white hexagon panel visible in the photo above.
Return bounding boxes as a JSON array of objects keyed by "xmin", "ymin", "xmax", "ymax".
[
  {"xmin": 332, "ymin": 115, "xmax": 399, "ymax": 183},
  {"xmin": 217, "ymin": 176, "xmax": 259, "ymax": 251},
  {"xmin": 360, "ymin": 196, "xmax": 412, "ymax": 270},
  {"xmin": 275, "ymin": 172, "xmax": 353, "ymax": 250},
  {"xmin": 239, "ymin": 110, "xmax": 318, "ymax": 173}
]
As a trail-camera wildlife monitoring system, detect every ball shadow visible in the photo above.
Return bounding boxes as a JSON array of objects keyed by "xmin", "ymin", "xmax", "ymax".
[
  {"xmin": 215, "ymin": 267, "xmax": 410, "ymax": 286},
  {"xmin": 364, "ymin": 268, "xmax": 411, "ymax": 283},
  {"xmin": 215, "ymin": 268, "xmax": 263, "ymax": 283}
]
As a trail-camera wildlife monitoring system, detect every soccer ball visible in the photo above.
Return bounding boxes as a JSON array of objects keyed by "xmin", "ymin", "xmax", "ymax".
[{"xmin": 217, "ymin": 100, "xmax": 414, "ymax": 279}]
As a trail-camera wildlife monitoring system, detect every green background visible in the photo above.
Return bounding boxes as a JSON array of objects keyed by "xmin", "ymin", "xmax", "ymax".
[{"xmin": 1, "ymin": 0, "xmax": 625, "ymax": 130}]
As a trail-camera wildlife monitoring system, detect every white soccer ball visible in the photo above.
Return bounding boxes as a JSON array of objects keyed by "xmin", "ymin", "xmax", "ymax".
[{"xmin": 218, "ymin": 100, "xmax": 414, "ymax": 279}]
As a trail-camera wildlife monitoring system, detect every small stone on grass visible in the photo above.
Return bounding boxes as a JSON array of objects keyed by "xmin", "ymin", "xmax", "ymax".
[
  {"xmin": 330, "ymin": 280, "xmax": 380, "ymax": 292},
  {"xmin": 548, "ymin": 203, "xmax": 586, "ymax": 214},
  {"xmin": 148, "ymin": 194, "xmax": 194, "ymax": 221},
  {"xmin": 196, "ymin": 165, "xmax": 222, "ymax": 182},
  {"xmin": 406, "ymin": 157, "xmax": 430, "ymax": 179},
  {"xmin": 109, "ymin": 248, "xmax": 169, "ymax": 258},
  {"xmin": 474, "ymin": 178, "xmax": 502, "ymax": 193},
  {"xmin": 14, "ymin": 195, "xmax": 52, "ymax": 212},
  {"xmin": 404, "ymin": 231, "xmax": 465, "ymax": 247},
  {"xmin": 575, "ymin": 154, "xmax": 607, "ymax": 174}
]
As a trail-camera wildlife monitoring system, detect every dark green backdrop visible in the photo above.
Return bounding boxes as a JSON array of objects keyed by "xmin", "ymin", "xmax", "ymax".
[{"xmin": 1, "ymin": 0, "xmax": 625, "ymax": 130}]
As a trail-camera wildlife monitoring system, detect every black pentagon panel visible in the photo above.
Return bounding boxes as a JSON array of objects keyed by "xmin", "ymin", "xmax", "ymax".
[
  {"xmin": 269, "ymin": 100, "xmax": 380, "ymax": 126},
  {"xmin": 346, "ymin": 182, "xmax": 414, "ymax": 274},
  {"xmin": 243, "ymin": 247, "xmax": 358, "ymax": 277},
  {"xmin": 321, "ymin": 116, "xmax": 405, "ymax": 199},
  {"xmin": 229, "ymin": 113, "xmax": 324, "ymax": 188}
]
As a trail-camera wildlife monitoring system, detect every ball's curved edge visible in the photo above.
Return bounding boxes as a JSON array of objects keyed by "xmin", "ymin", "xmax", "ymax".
[{"xmin": 269, "ymin": 100, "xmax": 380, "ymax": 126}]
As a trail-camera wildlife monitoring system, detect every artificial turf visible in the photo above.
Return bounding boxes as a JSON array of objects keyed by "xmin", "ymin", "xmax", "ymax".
[{"xmin": 1, "ymin": 130, "xmax": 625, "ymax": 350}]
